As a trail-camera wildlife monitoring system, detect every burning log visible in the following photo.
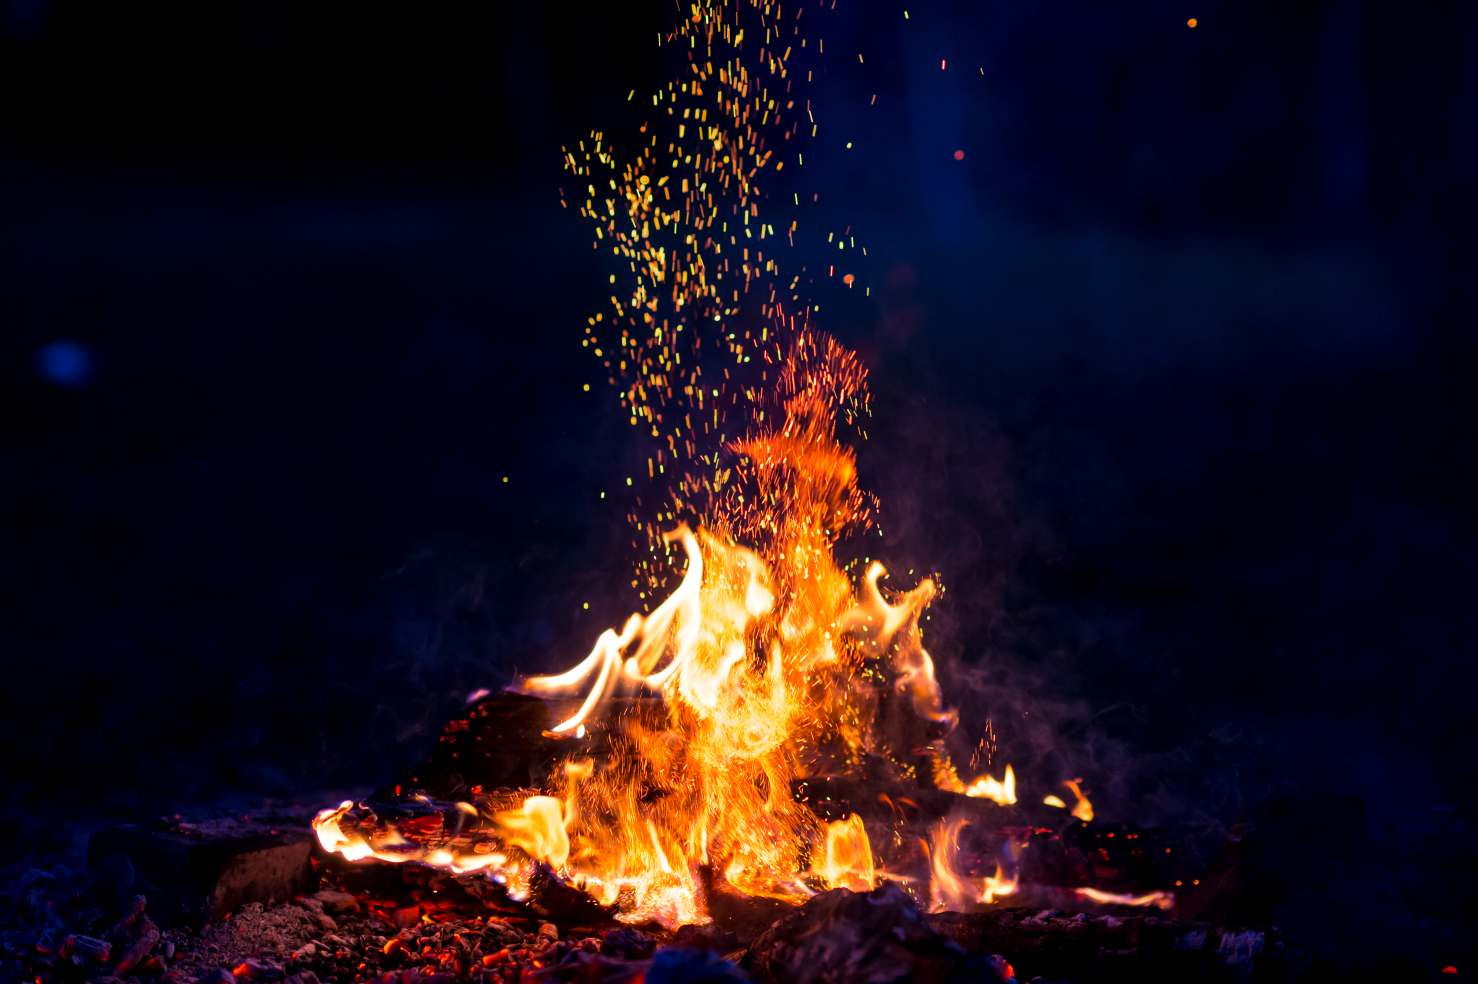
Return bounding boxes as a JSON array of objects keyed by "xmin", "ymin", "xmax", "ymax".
[
  {"xmin": 316, "ymin": 689, "xmax": 1191, "ymax": 935},
  {"xmin": 407, "ymin": 691, "xmax": 572, "ymax": 799},
  {"xmin": 799, "ymin": 771, "xmax": 1186, "ymax": 901},
  {"xmin": 525, "ymin": 863, "xmax": 617, "ymax": 925},
  {"xmin": 403, "ymin": 691, "xmax": 642, "ymax": 801}
]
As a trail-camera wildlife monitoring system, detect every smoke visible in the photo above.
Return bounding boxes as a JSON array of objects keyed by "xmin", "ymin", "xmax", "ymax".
[{"xmin": 852, "ymin": 335, "xmax": 1270, "ymax": 847}]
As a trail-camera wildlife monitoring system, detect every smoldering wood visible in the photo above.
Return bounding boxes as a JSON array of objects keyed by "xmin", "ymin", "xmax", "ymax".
[
  {"xmin": 927, "ymin": 906, "xmax": 1309, "ymax": 983},
  {"xmin": 10, "ymin": 692, "xmax": 1305, "ymax": 983},
  {"xmin": 739, "ymin": 883, "xmax": 1308, "ymax": 984},
  {"xmin": 703, "ymin": 879, "xmax": 797, "ymax": 944}
]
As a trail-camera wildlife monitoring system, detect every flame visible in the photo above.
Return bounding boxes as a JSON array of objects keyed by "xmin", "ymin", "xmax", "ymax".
[
  {"xmin": 1075, "ymin": 887, "xmax": 1175, "ymax": 910},
  {"xmin": 982, "ymin": 863, "xmax": 1020, "ymax": 904},
  {"xmin": 312, "ymin": 801, "xmax": 507, "ymax": 875},
  {"xmin": 842, "ymin": 564, "xmax": 957, "ymax": 728},
  {"xmin": 814, "ymin": 814, "xmax": 876, "ymax": 892},
  {"xmin": 311, "ymin": 366, "xmax": 1106, "ymax": 925},
  {"xmin": 514, "ymin": 505, "xmax": 940, "ymax": 922},
  {"xmin": 963, "ymin": 764, "xmax": 1017, "ymax": 806},
  {"xmin": 1064, "ymin": 780, "xmax": 1094, "ymax": 822},
  {"xmin": 491, "ymin": 348, "xmax": 977, "ymax": 925},
  {"xmin": 494, "ymin": 796, "xmax": 570, "ymax": 869},
  {"xmin": 1042, "ymin": 780, "xmax": 1093, "ymax": 822},
  {"xmin": 926, "ymin": 819, "xmax": 1018, "ymax": 912}
]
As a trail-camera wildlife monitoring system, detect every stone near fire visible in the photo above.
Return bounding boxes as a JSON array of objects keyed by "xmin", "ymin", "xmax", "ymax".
[{"xmin": 89, "ymin": 817, "xmax": 316, "ymax": 924}]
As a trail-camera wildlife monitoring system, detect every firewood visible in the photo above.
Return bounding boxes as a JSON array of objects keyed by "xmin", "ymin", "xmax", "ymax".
[
  {"xmin": 525, "ymin": 862, "xmax": 617, "ymax": 925},
  {"xmin": 927, "ymin": 906, "xmax": 1309, "ymax": 983},
  {"xmin": 400, "ymin": 691, "xmax": 643, "ymax": 800}
]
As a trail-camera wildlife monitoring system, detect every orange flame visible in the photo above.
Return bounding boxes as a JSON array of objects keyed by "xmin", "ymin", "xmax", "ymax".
[
  {"xmin": 494, "ymin": 796, "xmax": 570, "ymax": 869},
  {"xmin": 497, "ymin": 357, "xmax": 975, "ymax": 925},
  {"xmin": 927, "ymin": 819, "xmax": 1019, "ymax": 912},
  {"xmin": 1075, "ymin": 887, "xmax": 1174, "ymax": 910},
  {"xmin": 964, "ymin": 764, "xmax": 1017, "ymax": 806},
  {"xmin": 814, "ymin": 814, "xmax": 876, "ymax": 892},
  {"xmin": 513, "ymin": 508, "xmax": 942, "ymax": 922},
  {"xmin": 312, "ymin": 800, "xmax": 508, "ymax": 875}
]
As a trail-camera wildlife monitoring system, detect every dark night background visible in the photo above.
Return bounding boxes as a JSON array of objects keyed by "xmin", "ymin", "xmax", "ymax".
[{"xmin": 3, "ymin": 0, "xmax": 1475, "ymax": 975}]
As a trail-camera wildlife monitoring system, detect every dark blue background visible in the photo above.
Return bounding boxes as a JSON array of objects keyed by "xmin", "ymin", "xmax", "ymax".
[{"xmin": 3, "ymin": 0, "xmax": 1474, "ymax": 974}]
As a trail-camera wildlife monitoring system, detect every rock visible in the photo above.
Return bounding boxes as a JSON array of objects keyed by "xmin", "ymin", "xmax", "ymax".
[
  {"xmin": 600, "ymin": 926, "xmax": 657, "ymax": 959},
  {"xmin": 114, "ymin": 924, "xmax": 162, "ymax": 973},
  {"xmin": 231, "ymin": 956, "xmax": 286, "ymax": 980},
  {"xmin": 742, "ymin": 884, "xmax": 980, "ymax": 984},
  {"xmin": 90, "ymin": 820, "xmax": 315, "ymax": 925},
  {"xmin": 311, "ymin": 890, "xmax": 360, "ymax": 915}
]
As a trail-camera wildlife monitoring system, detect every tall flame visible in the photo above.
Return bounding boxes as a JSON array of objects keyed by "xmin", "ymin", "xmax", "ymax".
[{"xmin": 509, "ymin": 362, "xmax": 960, "ymax": 921}]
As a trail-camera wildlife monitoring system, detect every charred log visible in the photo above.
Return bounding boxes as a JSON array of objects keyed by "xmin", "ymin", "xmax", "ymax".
[
  {"xmin": 395, "ymin": 691, "xmax": 655, "ymax": 801},
  {"xmin": 928, "ymin": 906, "xmax": 1309, "ymax": 983},
  {"xmin": 525, "ymin": 863, "xmax": 617, "ymax": 926}
]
